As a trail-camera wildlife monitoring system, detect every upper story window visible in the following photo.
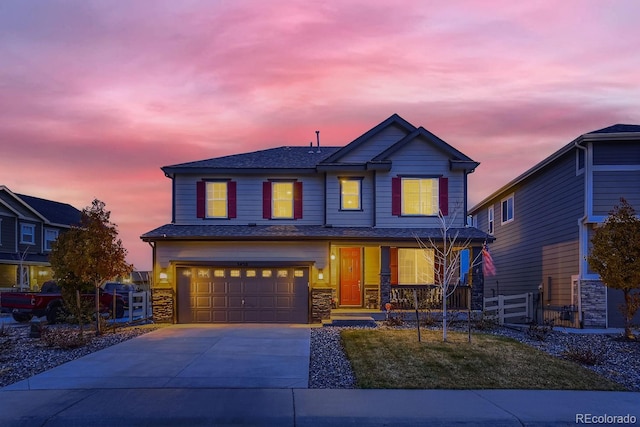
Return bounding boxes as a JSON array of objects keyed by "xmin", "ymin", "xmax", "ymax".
[
  {"xmin": 196, "ymin": 180, "xmax": 236, "ymax": 219},
  {"xmin": 263, "ymin": 181, "xmax": 303, "ymax": 219},
  {"xmin": 488, "ymin": 206, "xmax": 494, "ymax": 234},
  {"xmin": 44, "ymin": 229, "xmax": 59, "ymax": 251},
  {"xmin": 340, "ymin": 178, "xmax": 362, "ymax": 210},
  {"xmin": 20, "ymin": 223, "xmax": 35, "ymax": 245},
  {"xmin": 392, "ymin": 176, "xmax": 448, "ymax": 217},
  {"xmin": 207, "ymin": 182, "xmax": 228, "ymax": 218},
  {"xmin": 501, "ymin": 194, "xmax": 514, "ymax": 224}
]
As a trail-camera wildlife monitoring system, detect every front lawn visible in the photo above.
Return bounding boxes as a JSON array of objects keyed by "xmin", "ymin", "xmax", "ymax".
[{"xmin": 341, "ymin": 329, "xmax": 625, "ymax": 390}]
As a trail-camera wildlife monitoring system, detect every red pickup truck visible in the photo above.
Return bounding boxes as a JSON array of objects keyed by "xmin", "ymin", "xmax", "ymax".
[{"xmin": 0, "ymin": 281, "xmax": 125, "ymax": 323}]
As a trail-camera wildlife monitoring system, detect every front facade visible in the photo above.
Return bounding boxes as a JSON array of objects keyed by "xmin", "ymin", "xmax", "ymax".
[
  {"xmin": 142, "ymin": 114, "xmax": 491, "ymax": 323},
  {"xmin": 469, "ymin": 125, "xmax": 640, "ymax": 328},
  {"xmin": 0, "ymin": 186, "xmax": 81, "ymax": 291}
]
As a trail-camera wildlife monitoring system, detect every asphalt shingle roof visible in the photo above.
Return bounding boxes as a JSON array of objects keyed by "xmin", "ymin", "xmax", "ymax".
[
  {"xmin": 17, "ymin": 194, "xmax": 81, "ymax": 226},
  {"xmin": 164, "ymin": 146, "xmax": 342, "ymax": 171},
  {"xmin": 141, "ymin": 224, "xmax": 492, "ymax": 242},
  {"xmin": 588, "ymin": 124, "xmax": 640, "ymax": 134}
]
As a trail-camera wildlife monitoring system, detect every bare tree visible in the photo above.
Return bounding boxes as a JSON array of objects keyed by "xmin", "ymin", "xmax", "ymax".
[{"xmin": 415, "ymin": 206, "xmax": 482, "ymax": 342}]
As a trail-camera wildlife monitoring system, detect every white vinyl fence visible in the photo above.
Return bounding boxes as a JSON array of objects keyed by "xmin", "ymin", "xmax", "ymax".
[
  {"xmin": 125, "ymin": 291, "xmax": 151, "ymax": 322},
  {"xmin": 483, "ymin": 292, "xmax": 532, "ymax": 325}
]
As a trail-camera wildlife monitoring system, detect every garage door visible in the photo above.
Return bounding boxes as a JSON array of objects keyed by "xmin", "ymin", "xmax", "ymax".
[{"xmin": 176, "ymin": 266, "xmax": 309, "ymax": 323}]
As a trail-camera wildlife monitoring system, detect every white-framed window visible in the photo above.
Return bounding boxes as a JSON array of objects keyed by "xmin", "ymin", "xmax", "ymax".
[
  {"xmin": 44, "ymin": 229, "xmax": 58, "ymax": 251},
  {"xmin": 272, "ymin": 182, "xmax": 294, "ymax": 219},
  {"xmin": 398, "ymin": 248, "xmax": 434, "ymax": 284},
  {"xmin": 340, "ymin": 178, "xmax": 362, "ymax": 210},
  {"xmin": 501, "ymin": 194, "xmax": 514, "ymax": 224},
  {"xmin": 488, "ymin": 206, "xmax": 494, "ymax": 234},
  {"xmin": 206, "ymin": 181, "xmax": 227, "ymax": 218},
  {"xmin": 20, "ymin": 223, "xmax": 35, "ymax": 245},
  {"xmin": 402, "ymin": 178, "xmax": 438, "ymax": 216}
]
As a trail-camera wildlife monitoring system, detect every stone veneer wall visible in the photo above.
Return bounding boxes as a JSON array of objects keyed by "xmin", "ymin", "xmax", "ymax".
[
  {"xmin": 580, "ymin": 280, "xmax": 607, "ymax": 328},
  {"xmin": 311, "ymin": 288, "xmax": 332, "ymax": 323},
  {"xmin": 152, "ymin": 288, "xmax": 175, "ymax": 323},
  {"xmin": 380, "ymin": 272, "xmax": 391, "ymax": 310}
]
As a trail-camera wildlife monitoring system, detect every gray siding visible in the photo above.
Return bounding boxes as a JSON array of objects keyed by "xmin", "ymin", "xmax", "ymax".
[
  {"xmin": 593, "ymin": 171, "xmax": 640, "ymax": 215},
  {"xmin": 325, "ymin": 172, "xmax": 374, "ymax": 227},
  {"xmin": 338, "ymin": 125, "xmax": 409, "ymax": 163},
  {"xmin": 0, "ymin": 216, "xmax": 16, "ymax": 252},
  {"xmin": 593, "ymin": 141, "xmax": 640, "ymax": 165},
  {"xmin": 156, "ymin": 240, "xmax": 328, "ymax": 269},
  {"xmin": 375, "ymin": 138, "xmax": 466, "ymax": 228},
  {"xmin": 174, "ymin": 174, "xmax": 325, "ymax": 225},
  {"xmin": 481, "ymin": 150, "xmax": 583, "ymax": 304}
]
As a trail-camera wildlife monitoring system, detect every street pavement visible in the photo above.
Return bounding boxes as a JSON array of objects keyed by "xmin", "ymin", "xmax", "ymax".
[{"xmin": 1, "ymin": 324, "xmax": 639, "ymax": 426}]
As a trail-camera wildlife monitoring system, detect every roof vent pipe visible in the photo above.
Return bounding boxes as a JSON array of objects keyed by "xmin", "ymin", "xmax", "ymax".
[
  {"xmin": 316, "ymin": 130, "xmax": 321, "ymax": 153},
  {"xmin": 308, "ymin": 142, "xmax": 314, "ymax": 154}
]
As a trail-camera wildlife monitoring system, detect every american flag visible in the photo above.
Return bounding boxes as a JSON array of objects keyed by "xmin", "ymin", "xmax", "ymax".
[{"xmin": 482, "ymin": 243, "xmax": 496, "ymax": 276}]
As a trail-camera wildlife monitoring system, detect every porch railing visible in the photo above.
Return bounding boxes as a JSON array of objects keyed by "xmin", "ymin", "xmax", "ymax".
[{"xmin": 389, "ymin": 285, "xmax": 469, "ymax": 310}]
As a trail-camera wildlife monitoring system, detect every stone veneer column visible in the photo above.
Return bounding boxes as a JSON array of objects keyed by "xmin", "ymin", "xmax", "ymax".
[
  {"xmin": 580, "ymin": 280, "xmax": 607, "ymax": 328},
  {"xmin": 380, "ymin": 246, "xmax": 391, "ymax": 310},
  {"xmin": 151, "ymin": 288, "xmax": 175, "ymax": 323},
  {"xmin": 311, "ymin": 288, "xmax": 332, "ymax": 323}
]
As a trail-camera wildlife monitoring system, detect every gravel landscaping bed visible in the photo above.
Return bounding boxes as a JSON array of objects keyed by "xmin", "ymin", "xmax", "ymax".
[
  {"xmin": 309, "ymin": 323, "xmax": 640, "ymax": 390},
  {"xmin": 1, "ymin": 321, "xmax": 638, "ymax": 391},
  {"xmin": 0, "ymin": 323, "xmax": 163, "ymax": 388}
]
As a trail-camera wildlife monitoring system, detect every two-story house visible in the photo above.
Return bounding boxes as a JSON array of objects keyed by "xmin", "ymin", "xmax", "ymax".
[
  {"xmin": 469, "ymin": 125, "xmax": 640, "ymax": 329},
  {"xmin": 0, "ymin": 186, "xmax": 81, "ymax": 291},
  {"xmin": 141, "ymin": 114, "xmax": 492, "ymax": 324}
]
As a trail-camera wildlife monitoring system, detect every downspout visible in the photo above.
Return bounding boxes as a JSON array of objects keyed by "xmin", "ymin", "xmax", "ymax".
[
  {"xmin": 574, "ymin": 140, "xmax": 588, "ymax": 326},
  {"xmin": 323, "ymin": 172, "xmax": 327, "ymax": 226},
  {"xmin": 372, "ymin": 171, "xmax": 377, "ymax": 227}
]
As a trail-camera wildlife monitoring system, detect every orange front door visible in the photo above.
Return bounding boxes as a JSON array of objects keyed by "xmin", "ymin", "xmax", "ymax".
[{"xmin": 340, "ymin": 247, "xmax": 361, "ymax": 306}]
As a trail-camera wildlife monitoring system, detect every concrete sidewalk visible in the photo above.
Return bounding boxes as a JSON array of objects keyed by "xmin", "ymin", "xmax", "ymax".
[
  {"xmin": 1, "ymin": 324, "xmax": 638, "ymax": 425},
  {"xmin": 0, "ymin": 388, "xmax": 639, "ymax": 426}
]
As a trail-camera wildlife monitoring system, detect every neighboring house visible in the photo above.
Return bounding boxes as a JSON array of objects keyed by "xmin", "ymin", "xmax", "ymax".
[
  {"xmin": 0, "ymin": 186, "xmax": 81, "ymax": 291},
  {"xmin": 469, "ymin": 125, "xmax": 640, "ymax": 328},
  {"xmin": 141, "ymin": 114, "xmax": 491, "ymax": 324}
]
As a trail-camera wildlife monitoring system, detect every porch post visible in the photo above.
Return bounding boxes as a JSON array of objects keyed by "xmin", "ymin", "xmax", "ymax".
[
  {"xmin": 470, "ymin": 245, "xmax": 484, "ymax": 311},
  {"xmin": 380, "ymin": 246, "xmax": 391, "ymax": 310}
]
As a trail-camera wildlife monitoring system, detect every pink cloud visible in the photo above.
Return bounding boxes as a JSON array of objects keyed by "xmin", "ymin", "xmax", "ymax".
[{"xmin": 1, "ymin": 0, "xmax": 639, "ymax": 269}]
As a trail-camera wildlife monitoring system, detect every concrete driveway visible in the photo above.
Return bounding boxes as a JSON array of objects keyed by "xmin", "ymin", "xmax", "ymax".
[{"xmin": 4, "ymin": 324, "xmax": 311, "ymax": 390}]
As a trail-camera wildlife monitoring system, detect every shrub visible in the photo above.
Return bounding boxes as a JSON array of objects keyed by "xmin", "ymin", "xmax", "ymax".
[
  {"xmin": 562, "ymin": 344, "xmax": 606, "ymax": 366},
  {"xmin": 526, "ymin": 319, "xmax": 554, "ymax": 341},
  {"xmin": 40, "ymin": 327, "xmax": 87, "ymax": 349}
]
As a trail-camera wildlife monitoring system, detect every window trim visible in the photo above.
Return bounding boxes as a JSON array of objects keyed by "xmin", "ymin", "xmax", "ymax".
[
  {"xmin": 271, "ymin": 181, "xmax": 295, "ymax": 219},
  {"xmin": 263, "ymin": 180, "xmax": 302, "ymax": 220},
  {"xmin": 487, "ymin": 205, "xmax": 494, "ymax": 234},
  {"xmin": 20, "ymin": 223, "xmax": 35, "ymax": 245},
  {"xmin": 205, "ymin": 181, "xmax": 228, "ymax": 219},
  {"xmin": 339, "ymin": 177, "xmax": 363, "ymax": 211},
  {"xmin": 44, "ymin": 228, "xmax": 59, "ymax": 251},
  {"xmin": 501, "ymin": 194, "xmax": 514, "ymax": 224},
  {"xmin": 196, "ymin": 179, "xmax": 236, "ymax": 220},
  {"xmin": 400, "ymin": 176, "xmax": 440, "ymax": 217}
]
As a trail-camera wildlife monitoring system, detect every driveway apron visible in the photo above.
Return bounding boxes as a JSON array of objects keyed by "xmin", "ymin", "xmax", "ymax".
[{"xmin": 4, "ymin": 324, "xmax": 311, "ymax": 390}]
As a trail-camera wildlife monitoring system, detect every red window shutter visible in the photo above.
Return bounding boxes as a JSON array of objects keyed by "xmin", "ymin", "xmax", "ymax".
[
  {"xmin": 391, "ymin": 177, "xmax": 401, "ymax": 216},
  {"xmin": 390, "ymin": 247, "xmax": 398, "ymax": 285},
  {"xmin": 294, "ymin": 181, "xmax": 303, "ymax": 219},
  {"xmin": 196, "ymin": 181, "xmax": 206, "ymax": 218},
  {"xmin": 262, "ymin": 181, "xmax": 271, "ymax": 219},
  {"xmin": 227, "ymin": 181, "xmax": 237, "ymax": 219},
  {"xmin": 439, "ymin": 177, "xmax": 448, "ymax": 216}
]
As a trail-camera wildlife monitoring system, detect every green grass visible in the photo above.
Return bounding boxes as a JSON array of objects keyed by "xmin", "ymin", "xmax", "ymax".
[{"xmin": 341, "ymin": 329, "xmax": 625, "ymax": 390}]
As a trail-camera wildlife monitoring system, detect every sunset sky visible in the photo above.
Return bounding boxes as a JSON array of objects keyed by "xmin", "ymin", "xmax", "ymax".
[{"xmin": 1, "ymin": 0, "xmax": 639, "ymax": 271}]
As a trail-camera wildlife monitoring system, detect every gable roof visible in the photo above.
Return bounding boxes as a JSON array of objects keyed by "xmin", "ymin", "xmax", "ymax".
[
  {"xmin": 16, "ymin": 194, "xmax": 81, "ymax": 226},
  {"xmin": 469, "ymin": 123, "xmax": 640, "ymax": 213},
  {"xmin": 162, "ymin": 146, "xmax": 341, "ymax": 176},
  {"xmin": 587, "ymin": 124, "xmax": 640, "ymax": 134},
  {"xmin": 319, "ymin": 114, "xmax": 417, "ymax": 164},
  {"xmin": 372, "ymin": 127, "xmax": 479, "ymax": 171}
]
